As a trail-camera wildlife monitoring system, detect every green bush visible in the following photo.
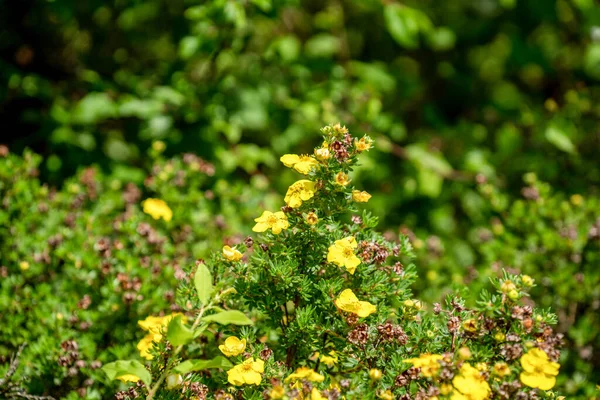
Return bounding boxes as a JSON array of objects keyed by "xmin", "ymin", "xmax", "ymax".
[
  {"xmin": 101, "ymin": 126, "xmax": 565, "ymax": 400},
  {"xmin": 0, "ymin": 146, "xmax": 271, "ymax": 399}
]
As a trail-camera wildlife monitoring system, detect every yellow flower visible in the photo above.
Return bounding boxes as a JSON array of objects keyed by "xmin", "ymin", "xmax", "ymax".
[
  {"xmin": 306, "ymin": 212, "xmax": 319, "ymax": 225},
  {"xmin": 335, "ymin": 172, "xmax": 350, "ymax": 186},
  {"xmin": 142, "ymin": 198, "xmax": 173, "ymax": 222},
  {"xmin": 270, "ymin": 385, "xmax": 285, "ymax": 399},
  {"xmin": 284, "ymin": 180, "xmax": 316, "ymax": 208},
  {"xmin": 404, "ymin": 354, "xmax": 444, "ymax": 378},
  {"xmin": 452, "ymin": 364, "xmax": 491, "ymax": 400},
  {"xmin": 117, "ymin": 374, "xmax": 140, "ymax": 383},
  {"xmin": 335, "ymin": 289, "xmax": 377, "ymax": 318},
  {"xmin": 327, "ymin": 236, "xmax": 361, "ymax": 274},
  {"xmin": 519, "ymin": 348, "xmax": 560, "ymax": 390},
  {"xmin": 355, "ymin": 137, "xmax": 373, "ymax": 152},
  {"xmin": 378, "ymin": 390, "xmax": 393, "ymax": 400},
  {"xmin": 352, "ymin": 190, "xmax": 371, "ymax": 202},
  {"xmin": 369, "ymin": 368, "xmax": 383, "ymax": 381},
  {"xmin": 314, "ymin": 146, "xmax": 330, "ymax": 161},
  {"xmin": 223, "ymin": 245, "xmax": 243, "ymax": 262},
  {"xmin": 493, "ymin": 362, "xmax": 511, "ymax": 378},
  {"xmin": 440, "ymin": 383, "xmax": 453, "ymax": 395},
  {"xmin": 227, "ymin": 358, "xmax": 265, "ymax": 386},
  {"xmin": 137, "ymin": 333, "xmax": 161, "ymax": 359},
  {"xmin": 462, "ymin": 318, "xmax": 478, "ymax": 333},
  {"xmin": 19, "ymin": 261, "xmax": 29, "ymax": 271},
  {"xmin": 219, "ymin": 336, "xmax": 247, "ymax": 357},
  {"xmin": 252, "ymin": 211, "xmax": 289, "ymax": 234},
  {"xmin": 285, "ymin": 367, "xmax": 325, "ymax": 382},
  {"xmin": 137, "ymin": 313, "xmax": 185, "ymax": 359},
  {"xmin": 280, "ymin": 154, "xmax": 319, "ymax": 175},
  {"xmin": 310, "ymin": 388, "xmax": 325, "ymax": 400},
  {"xmin": 319, "ymin": 351, "xmax": 338, "ymax": 367}
]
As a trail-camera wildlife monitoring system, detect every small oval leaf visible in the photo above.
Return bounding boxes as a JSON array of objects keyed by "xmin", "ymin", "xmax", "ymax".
[
  {"xmin": 202, "ymin": 310, "xmax": 254, "ymax": 325},
  {"xmin": 194, "ymin": 262, "xmax": 213, "ymax": 305},
  {"xmin": 102, "ymin": 360, "xmax": 152, "ymax": 386}
]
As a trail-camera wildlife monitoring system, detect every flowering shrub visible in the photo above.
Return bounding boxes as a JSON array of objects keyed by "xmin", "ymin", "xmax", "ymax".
[
  {"xmin": 0, "ymin": 147, "xmax": 272, "ymax": 399},
  {"xmin": 102, "ymin": 125, "xmax": 564, "ymax": 400}
]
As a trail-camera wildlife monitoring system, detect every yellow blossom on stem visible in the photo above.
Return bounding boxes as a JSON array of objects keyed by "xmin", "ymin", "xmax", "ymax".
[
  {"xmin": 452, "ymin": 364, "xmax": 491, "ymax": 400},
  {"xmin": 378, "ymin": 390, "xmax": 393, "ymax": 400},
  {"xmin": 493, "ymin": 362, "xmax": 511, "ymax": 378},
  {"xmin": 519, "ymin": 348, "xmax": 560, "ymax": 390},
  {"xmin": 404, "ymin": 354, "xmax": 444, "ymax": 378},
  {"xmin": 355, "ymin": 137, "xmax": 373, "ymax": 152},
  {"xmin": 284, "ymin": 180, "xmax": 316, "ymax": 208},
  {"xmin": 269, "ymin": 385, "xmax": 285, "ymax": 399},
  {"xmin": 136, "ymin": 313, "xmax": 185, "ymax": 359},
  {"xmin": 142, "ymin": 198, "xmax": 173, "ymax": 222},
  {"xmin": 327, "ymin": 236, "xmax": 360, "ymax": 274},
  {"xmin": 252, "ymin": 211, "xmax": 289, "ymax": 234},
  {"xmin": 285, "ymin": 367, "xmax": 325, "ymax": 383},
  {"xmin": 352, "ymin": 190, "xmax": 371, "ymax": 202},
  {"xmin": 314, "ymin": 146, "xmax": 330, "ymax": 161},
  {"xmin": 319, "ymin": 351, "xmax": 338, "ymax": 367},
  {"xmin": 335, "ymin": 172, "xmax": 350, "ymax": 186},
  {"xmin": 219, "ymin": 336, "xmax": 247, "ymax": 357},
  {"xmin": 310, "ymin": 388, "xmax": 325, "ymax": 400},
  {"xmin": 306, "ymin": 212, "xmax": 319, "ymax": 225},
  {"xmin": 280, "ymin": 154, "xmax": 319, "ymax": 174},
  {"xmin": 227, "ymin": 358, "xmax": 265, "ymax": 386},
  {"xmin": 223, "ymin": 245, "xmax": 243, "ymax": 262},
  {"xmin": 117, "ymin": 374, "xmax": 140, "ymax": 383},
  {"xmin": 335, "ymin": 289, "xmax": 377, "ymax": 318}
]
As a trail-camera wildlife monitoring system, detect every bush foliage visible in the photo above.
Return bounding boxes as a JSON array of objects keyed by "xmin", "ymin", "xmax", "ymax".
[{"xmin": 1, "ymin": 0, "xmax": 599, "ymax": 398}]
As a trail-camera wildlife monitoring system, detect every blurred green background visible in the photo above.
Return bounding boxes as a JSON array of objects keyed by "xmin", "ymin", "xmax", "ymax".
[{"xmin": 1, "ymin": 0, "xmax": 599, "ymax": 398}]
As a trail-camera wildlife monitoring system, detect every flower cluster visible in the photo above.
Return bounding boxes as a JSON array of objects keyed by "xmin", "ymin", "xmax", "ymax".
[{"xmin": 104, "ymin": 124, "xmax": 562, "ymax": 400}]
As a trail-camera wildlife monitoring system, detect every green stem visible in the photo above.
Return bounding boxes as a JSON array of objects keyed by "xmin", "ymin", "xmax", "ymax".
[{"xmin": 146, "ymin": 303, "xmax": 211, "ymax": 400}]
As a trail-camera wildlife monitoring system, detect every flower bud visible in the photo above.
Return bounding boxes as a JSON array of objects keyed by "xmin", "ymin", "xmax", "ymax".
[
  {"xmin": 508, "ymin": 289, "xmax": 520, "ymax": 301},
  {"xmin": 521, "ymin": 275, "xmax": 534, "ymax": 287},
  {"xmin": 165, "ymin": 374, "xmax": 182, "ymax": 389},
  {"xmin": 369, "ymin": 368, "xmax": 382, "ymax": 381},
  {"xmin": 501, "ymin": 280, "xmax": 516, "ymax": 293},
  {"xmin": 458, "ymin": 347, "xmax": 472, "ymax": 360}
]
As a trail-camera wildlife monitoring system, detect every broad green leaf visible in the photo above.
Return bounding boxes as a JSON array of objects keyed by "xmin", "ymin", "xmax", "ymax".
[
  {"xmin": 102, "ymin": 360, "xmax": 151, "ymax": 386},
  {"xmin": 167, "ymin": 315, "xmax": 194, "ymax": 346},
  {"xmin": 202, "ymin": 310, "xmax": 253, "ymax": 326},
  {"xmin": 384, "ymin": 5, "xmax": 431, "ymax": 49},
  {"xmin": 405, "ymin": 144, "xmax": 453, "ymax": 176},
  {"xmin": 545, "ymin": 124, "xmax": 577, "ymax": 154},
  {"xmin": 194, "ymin": 262, "xmax": 213, "ymax": 305},
  {"xmin": 304, "ymin": 34, "xmax": 340, "ymax": 58},
  {"xmin": 72, "ymin": 93, "xmax": 117, "ymax": 125},
  {"xmin": 417, "ymin": 167, "xmax": 443, "ymax": 198},
  {"xmin": 174, "ymin": 356, "xmax": 233, "ymax": 373}
]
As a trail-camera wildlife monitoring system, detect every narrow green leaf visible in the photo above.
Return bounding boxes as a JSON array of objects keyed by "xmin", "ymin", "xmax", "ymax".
[
  {"xmin": 101, "ymin": 360, "xmax": 152, "ymax": 386},
  {"xmin": 167, "ymin": 315, "xmax": 194, "ymax": 346},
  {"xmin": 194, "ymin": 262, "xmax": 213, "ymax": 305},
  {"xmin": 545, "ymin": 124, "xmax": 577, "ymax": 154},
  {"xmin": 202, "ymin": 310, "xmax": 254, "ymax": 326},
  {"xmin": 174, "ymin": 356, "xmax": 233, "ymax": 373}
]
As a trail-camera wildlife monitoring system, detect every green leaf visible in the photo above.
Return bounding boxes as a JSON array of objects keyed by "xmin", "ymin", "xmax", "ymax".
[
  {"xmin": 194, "ymin": 262, "xmax": 213, "ymax": 305},
  {"xmin": 174, "ymin": 356, "xmax": 233, "ymax": 373},
  {"xmin": 545, "ymin": 124, "xmax": 577, "ymax": 154},
  {"xmin": 202, "ymin": 310, "xmax": 254, "ymax": 326},
  {"xmin": 405, "ymin": 144, "xmax": 453, "ymax": 176},
  {"xmin": 167, "ymin": 315, "xmax": 194, "ymax": 346},
  {"xmin": 384, "ymin": 5, "xmax": 429, "ymax": 49},
  {"xmin": 101, "ymin": 360, "xmax": 151, "ymax": 386}
]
